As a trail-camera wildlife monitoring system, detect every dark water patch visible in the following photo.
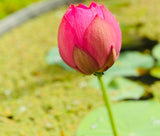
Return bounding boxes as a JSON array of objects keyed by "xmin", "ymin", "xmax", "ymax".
[
  {"xmin": 128, "ymin": 74, "xmax": 159, "ymax": 85},
  {"xmin": 123, "ymin": 93, "xmax": 154, "ymax": 101},
  {"xmin": 122, "ymin": 37, "xmax": 158, "ymax": 52},
  {"xmin": 6, "ymin": 115, "xmax": 14, "ymax": 120}
]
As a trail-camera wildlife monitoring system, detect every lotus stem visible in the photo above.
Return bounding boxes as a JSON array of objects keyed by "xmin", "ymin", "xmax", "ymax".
[{"xmin": 95, "ymin": 72, "xmax": 118, "ymax": 136}]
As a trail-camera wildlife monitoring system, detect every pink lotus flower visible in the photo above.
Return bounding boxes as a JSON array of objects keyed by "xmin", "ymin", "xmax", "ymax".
[{"xmin": 58, "ymin": 2, "xmax": 121, "ymax": 75}]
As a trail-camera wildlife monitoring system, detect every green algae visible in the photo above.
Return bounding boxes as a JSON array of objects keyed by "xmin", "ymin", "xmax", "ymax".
[
  {"xmin": 0, "ymin": 6, "xmax": 103, "ymax": 136},
  {"xmin": 90, "ymin": 0, "xmax": 160, "ymax": 47},
  {"xmin": 103, "ymin": 0, "xmax": 160, "ymax": 43}
]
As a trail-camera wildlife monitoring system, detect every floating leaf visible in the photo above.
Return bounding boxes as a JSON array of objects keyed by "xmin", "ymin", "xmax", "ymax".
[
  {"xmin": 150, "ymin": 81, "xmax": 160, "ymax": 101},
  {"xmin": 150, "ymin": 67, "xmax": 160, "ymax": 79},
  {"xmin": 90, "ymin": 76, "xmax": 145, "ymax": 101},
  {"xmin": 152, "ymin": 44, "xmax": 160, "ymax": 66},
  {"xmin": 46, "ymin": 46, "xmax": 74, "ymax": 71},
  {"xmin": 119, "ymin": 51, "xmax": 154, "ymax": 69},
  {"xmin": 105, "ymin": 51, "xmax": 154, "ymax": 77},
  {"xmin": 46, "ymin": 46, "xmax": 61, "ymax": 64},
  {"xmin": 109, "ymin": 77, "xmax": 145, "ymax": 100},
  {"xmin": 152, "ymin": 44, "xmax": 160, "ymax": 61},
  {"xmin": 76, "ymin": 101, "xmax": 160, "ymax": 136}
]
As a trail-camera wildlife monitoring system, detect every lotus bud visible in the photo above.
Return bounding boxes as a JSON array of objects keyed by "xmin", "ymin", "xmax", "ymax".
[{"xmin": 58, "ymin": 2, "xmax": 121, "ymax": 75}]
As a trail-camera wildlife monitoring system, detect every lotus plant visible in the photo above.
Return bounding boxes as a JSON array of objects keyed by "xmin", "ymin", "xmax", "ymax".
[{"xmin": 58, "ymin": 2, "xmax": 122, "ymax": 136}]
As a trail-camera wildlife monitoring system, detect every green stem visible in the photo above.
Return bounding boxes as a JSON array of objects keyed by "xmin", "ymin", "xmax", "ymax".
[{"xmin": 95, "ymin": 72, "xmax": 118, "ymax": 136}]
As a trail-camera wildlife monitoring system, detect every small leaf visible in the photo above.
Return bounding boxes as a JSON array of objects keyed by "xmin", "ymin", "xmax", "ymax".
[
  {"xmin": 118, "ymin": 51, "xmax": 154, "ymax": 69},
  {"xmin": 109, "ymin": 77, "xmax": 145, "ymax": 101},
  {"xmin": 150, "ymin": 67, "xmax": 160, "ymax": 79},
  {"xmin": 150, "ymin": 81, "xmax": 160, "ymax": 101},
  {"xmin": 76, "ymin": 101, "xmax": 160, "ymax": 136},
  {"xmin": 152, "ymin": 44, "xmax": 160, "ymax": 65},
  {"xmin": 90, "ymin": 76, "xmax": 145, "ymax": 101},
  {"xmin": 46, "ymin": 46, "xmax": 62, "ymax": 64},
  {"xmin": 46, "ymin": 46, "xmax": 74, "ymax": 71},
  {"xmin": 105, "ymin": 51, "xmax": 154, "ymax": 77}
]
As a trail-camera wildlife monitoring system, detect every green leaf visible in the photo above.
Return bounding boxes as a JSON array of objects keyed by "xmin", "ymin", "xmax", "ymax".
[
  {"xmin": 76, "ymin": 101, "xmax": 160, "ymax": 136},
  {"xmin": 150, "ymin": 82, "xmax": 160, "ymax": 101},
  {"xmin": 109, "ymin": 77, "xmax": 145, "ymax": 101},
  {"xmin": 152, "ymin": 44, "xmax": 160, "ymax": 65},
  {"xmin": 90, "ymin": 77, "xmax": 145, "ymax": 101},
  {"xmin": 118, "ymin": 51, "xmax": 154, "ymax": 69},
  {"xmin": 150, "ymin": 44, "xmax": 160, "ymax": 77},
  {"xmin": 46, "ymin": 46, "xmax": 74, "ymax": 71},
  {"xmin": 150, "ymin": 67, "xmax": 160, "ymax": 79},
  {"xmin": 46, "ymin": 46, "xmax": 61, "ymax": 64},
  {"xmin": 106, "ymin": 51, "xmax": 154, "ymax": 77}
]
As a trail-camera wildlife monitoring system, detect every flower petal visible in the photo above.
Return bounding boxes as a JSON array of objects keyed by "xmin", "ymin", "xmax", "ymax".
[
  {"xmin": 77, "ymin": 4, "xmax": 88, "ymax": 9},
  {"xmin": 98, "ymin": 46, "xmax": 117, "ymax": 72},
  {"xmin": 101, "ymin": 5, "xmax": 122, "ymax": 55},
  {"xmin": 83, "ymin": 15, "xmax": 117, "ymax": 68},
  {"xmin": 73, "ymin": 46, "xmax": 99, "ymax": 75},
  {"xmin": 89, "ymin": 2, "xmax": 104, "ymax": 19},
  {"xmin": 65, "ymin": 5, "xmax": 95, "ymax": 46},
  {"xmin": 58, "ymin": 17, "xmax": 77, "ymax": 68},
  {"xmin": 64, "ymin": 3, "xmax": 104, "ymax": 46}
]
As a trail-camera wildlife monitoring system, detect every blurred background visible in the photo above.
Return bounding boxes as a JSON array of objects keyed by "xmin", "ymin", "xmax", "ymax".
[
  {"xmin": 0, "ymin": 0, "xmax": 160, "ymax": 136},
  {"xmin": 0, "ymin": 0, "xmax": 39, "ymax": 19}
]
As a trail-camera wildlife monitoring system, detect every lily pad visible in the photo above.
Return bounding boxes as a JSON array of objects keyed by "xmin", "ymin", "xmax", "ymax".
[
  {"xmin": 46, "ymin": 46, "xmax": 74, "ymax": 71},
  {"xmin": 105, "ymin": 51, "xmax": 154, "ymax": 77},
  {"xmin": 150, "ymin": 67, "xmax": 160, "ymax": 79},
  {"xmin": 109, "ymin": 77, "xmax": 145, "ymax": 101},
  {"xmin": 118, "ymin": 51, "xmax": 154, "ymax": 69},
  {"xmin": 152, "ymin": 44, "xmax": 160, "ymax": 66},
  {"xmin": 150, "ymin": 82, "xmax": 160, "ymax": 101},
  {"xmin": 76, "ymin": 101, "xmax": 160, "ymax": 136},
  {"xmin": 149, "ymin": 81, "xmax": 160, "ymax": 101},
  {"xmin": 90, "ymin": 76, "xmax": 145, "ymax": 101}
]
